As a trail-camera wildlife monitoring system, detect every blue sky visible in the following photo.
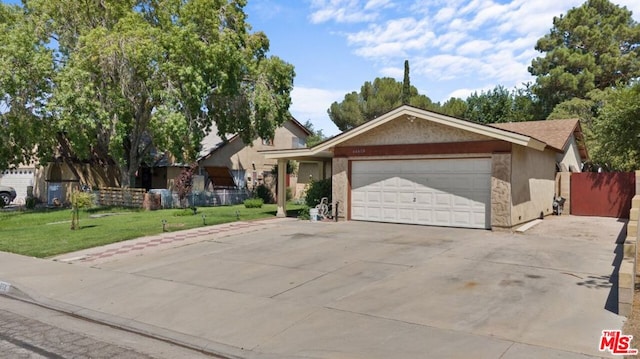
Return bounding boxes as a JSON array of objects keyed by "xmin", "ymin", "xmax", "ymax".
[{"xmin": 245, "ymin": 0, "xmax": 640, "ymax": 136}]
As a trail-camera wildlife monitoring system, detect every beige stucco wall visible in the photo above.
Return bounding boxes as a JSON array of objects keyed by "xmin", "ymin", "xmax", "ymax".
[
  {"xmin": 555, "ymin": 171, "xmax": 571, "ymax": 213},
  {"xmin": 491, "ymin": 153, "xmax": 512, "ymax": 228},
  {"xmin": 555, "ymin": 135, "xmax": 582, "ymax": 172},
  {"xmin": 298, "ymin": 162, "xmax": 321, "ymax": 184},
  {"xmin": 510, "ymin": 146, "xmax": 556, "ymax": 226},
  {"xmin": 332, "ymin": 158, "xmax": 348, "ymax": 221},
  {"xmin": 340, "ymin": 117, "xmax": 490, "ymax": 146},
  {"xmin": 199, "ymin": 120, "xmax": 308, "ymax": 182}
]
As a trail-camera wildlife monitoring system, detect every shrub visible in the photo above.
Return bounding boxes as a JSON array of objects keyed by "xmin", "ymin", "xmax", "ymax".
[
  {"xmin": 244, "ymin": 198, "xmax": 264, "ymax": 208},
  {"xmin": 253, "ymin": 184, "xmax": 274, "ymax": 204},
  {"xmin": 304, "ymin": 178, "xmax": 332, "ymax": 208},
  {"xmin": 297, "ymin": 206, "xmax": 311, "ymax": 220},
  {"xmin": 25, "ymin": 197, "xmax": 37, "ymax": 210}
]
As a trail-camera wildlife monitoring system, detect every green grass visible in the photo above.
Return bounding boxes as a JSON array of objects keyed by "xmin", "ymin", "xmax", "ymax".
[{"xmin": 0, "ymin": 203, "xmax": 303, "ymax": 258}]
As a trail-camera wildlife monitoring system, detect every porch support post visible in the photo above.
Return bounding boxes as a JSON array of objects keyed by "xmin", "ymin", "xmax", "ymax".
[{"xmin": 276, "ymin": 158, "xmax": 287, "ymax": 217}]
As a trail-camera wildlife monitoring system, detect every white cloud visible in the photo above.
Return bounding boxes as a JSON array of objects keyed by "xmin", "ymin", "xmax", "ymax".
[
  {"xmin": 290, "ymin": 87, "xmax": 344, "ymax": 136},
  {"xmin": 364, "ymin": 0, "xmax": 394, "ymax": 11},
  {"xmin": 445, "ymin": 85, "xmax": 495, "ymax": 101},
  {"xmin": 456, "ymin": 39, "xmax": 494, "ymax": 55},
  {"xmin": 347, "ymin": 17, "xmax": 436, "ymax": 58},
  {"xmin": 309, "ymin": 0, "xmax": 386, "ymax": 24},
  {"xmin": 434, "ymin": 7, "xmax": 456, "ymax": 23},
  {"xmin": 379, "ymin": 66, "xmax": 403, "ymax": 78}
]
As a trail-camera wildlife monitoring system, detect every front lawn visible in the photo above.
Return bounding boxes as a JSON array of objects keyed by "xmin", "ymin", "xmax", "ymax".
[{"xmin": 0, "ymin": 203, "xmax": 302, "ymax": 258}]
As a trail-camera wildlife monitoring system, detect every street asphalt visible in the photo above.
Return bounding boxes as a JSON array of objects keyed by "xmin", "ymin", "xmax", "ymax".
[{"xmin": 0, "ymin": 215, "xmax": 628, "ymax": 358}]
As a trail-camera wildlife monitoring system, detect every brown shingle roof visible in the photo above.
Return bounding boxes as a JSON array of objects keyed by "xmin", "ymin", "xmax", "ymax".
[{"xmin": 489, "ymin": 119, "xmax": 587, "ymax": 159}]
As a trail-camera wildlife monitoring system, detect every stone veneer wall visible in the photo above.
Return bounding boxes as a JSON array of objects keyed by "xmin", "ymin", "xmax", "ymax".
[
  {"xmin": 491, "ymin": 153, "xmax": 512, "ymax": 228},
  {"xmin": 331, "ymin": 158, "xmax": 349, "ymax": 221},
  {"xmin": 620, "ymin": 170, "xmax": 640, "ymax": 316}
]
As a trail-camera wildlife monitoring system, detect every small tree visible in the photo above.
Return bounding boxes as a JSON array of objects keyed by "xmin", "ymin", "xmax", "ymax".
[
  {"xmin": 174, "ymin": 163, "xmax": 197, "ymax": 208},
  {"xmin": 70, "ymin": 190, "xmax": 94, "ymax": 230}
]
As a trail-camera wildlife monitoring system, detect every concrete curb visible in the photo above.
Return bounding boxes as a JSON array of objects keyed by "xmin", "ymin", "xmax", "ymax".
[{"xmin": 0, "ymin": 280, "xmax": 246, "ymax": 359}]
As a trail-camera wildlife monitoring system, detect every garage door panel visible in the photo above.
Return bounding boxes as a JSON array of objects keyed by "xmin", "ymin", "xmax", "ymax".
[
  {"xmin": 452, "ymin": 211, "xmax": 472, "ymax": 225},
  {"xmin": 434, "ymin": 210, "xmax": 451, "ymax": 225},
  {"xmin": 351, "ymin": 159, "xmax": 490, "ymax": 229},
  {"xmin": 366, "ymin": 192, "xmax": 382, "ymax": 203},
  {"xmin": 395, "ymin": 177, "xmax": 414, "ymax": 188},
  {"xmin": 473, "ymin": 212, "xmax": 486, "ymax": 224},
  {"xmin": 414, "ymin": 192, "xmax": 433, "ymax": 205},
  {"xmin": 415, "ymin": 208, "xmax": 433, "ymax": 222},
  {"xmin": 453, "ymin": 194, "xmax": 472, "ymax": 207},
  {"xmin": 397, "ymin": 192, "xmax": 414, "ymax": 205},
  {"xmin": 383, "ymin": 192, "xmax": 398, "ymax": 204},
  {"xmin": 364, "ymin": 207, "xmax": 382, "ymax": 220},
  {"xmin": 397, "ymin": 209, "xmax": 414, "ymax": 222},
  {"xmin": 434, "ymin": 193, "xmax": 452, "ymax": 206}
]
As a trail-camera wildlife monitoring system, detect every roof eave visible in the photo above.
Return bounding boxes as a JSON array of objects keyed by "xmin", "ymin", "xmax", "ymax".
[
  {"xmin": 261, "ymin": 148, "xmax": 333, "ymax": 160},
  {"xmin": 269, "ymin": 105, "xmax": 549, "ymax": 156}
]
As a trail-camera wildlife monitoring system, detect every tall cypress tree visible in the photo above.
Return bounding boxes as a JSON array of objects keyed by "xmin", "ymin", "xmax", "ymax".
[{"xmin": 401, "ymin": 60, "xmax": 410, "ymax": 105}]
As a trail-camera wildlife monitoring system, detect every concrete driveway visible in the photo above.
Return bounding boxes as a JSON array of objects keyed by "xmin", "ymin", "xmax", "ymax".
[{"xmin": 0, "ymin": 216, "xmax": 628, "ymax": 358}]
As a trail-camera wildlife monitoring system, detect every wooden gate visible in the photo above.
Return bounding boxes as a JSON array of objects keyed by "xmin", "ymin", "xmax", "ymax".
[{"xmin": 570, "ymin": 172, "xmax": 635, "ymax": 218}]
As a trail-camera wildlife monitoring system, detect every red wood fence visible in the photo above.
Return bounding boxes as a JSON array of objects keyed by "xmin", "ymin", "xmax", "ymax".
[{"xmin": 570, "ymin": 172, "xmax": 635, "ymax": 218}]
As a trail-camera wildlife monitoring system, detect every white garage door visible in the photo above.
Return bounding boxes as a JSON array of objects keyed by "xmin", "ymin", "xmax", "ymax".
[
  {"xmin": 0, "ymin": 168, "xmax": 35, "ymax": 204},
  {"xmin": 351, "ymin": 158, "xmax": 491, "ymax": 229}
]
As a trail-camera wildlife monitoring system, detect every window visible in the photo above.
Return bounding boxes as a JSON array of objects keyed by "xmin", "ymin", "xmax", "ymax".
[
  {"xmin": 292, "ymin": 137, "xmax": 306, "ymax": 148},
  {"xmin": 262, "ymin": 138, "xmax": 274, "ymax": 146}
]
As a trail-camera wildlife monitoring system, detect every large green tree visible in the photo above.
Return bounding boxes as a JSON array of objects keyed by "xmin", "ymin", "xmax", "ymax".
[
  {"xmin": 438, "ymin": 97, "xmax": 467, "ymax": 118},
  {"xmin": 328, "ymin": 77, "xmax": 436, "ymax": 131},
  {"xmin": 463, "ymin": 86, "xmax": 538, "ymax": 124},
  {"xmin": 585, "ymin": 84, "xmax": 640, "ymax": 170},
  {"xmin": 0, "ymin": 4, "xmax": 56, "ymax": 170},
  {"xmin": 0, "ymin": 0, "xmax": 294, "ymax": 187},
  {"xmin": 302, "ymin": 120, "xmax": 327, "ymax": 147},
  {"xmin": 529, "ymin": 0, "xmax": 640, "ymax": 117}
]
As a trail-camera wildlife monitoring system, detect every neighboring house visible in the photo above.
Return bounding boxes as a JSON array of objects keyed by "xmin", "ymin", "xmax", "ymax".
[
  {"xmin": 131, "ymin": 117, "xmax": 311, "ymax": 193},
  {"xmin": 263, "ymin": 105, "xmax": 589, "ymax": 229},
  {"xmin": 0, "ymin": 166, "xmax": 37, "ymax": 204},
  {"xmin": 197, "ymin": 118, "xmax": 311, "ymax": 191},
  {"xmin": 1, "ymin": 159, "xmax": 120, "ymax": 205},
  {"xmin": 36, "ymin": 161, "xmax": 119, "ymax": 205}
]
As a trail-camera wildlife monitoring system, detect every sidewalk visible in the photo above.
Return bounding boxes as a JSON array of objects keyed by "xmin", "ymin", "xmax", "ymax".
[{"xmin": 51, "ymin": 218, "xmax": 291, "ymax": 266}]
